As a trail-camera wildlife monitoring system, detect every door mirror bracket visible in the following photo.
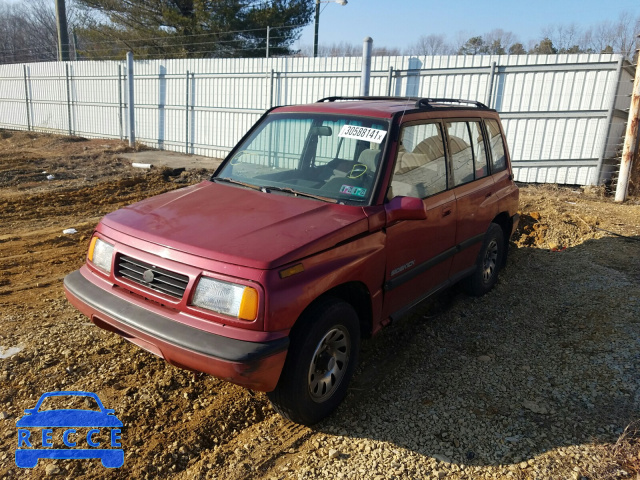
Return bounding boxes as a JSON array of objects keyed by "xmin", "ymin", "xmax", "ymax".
[{"xmin": 384, "ymin": 196, "xmax": 427, "ymax": 225}]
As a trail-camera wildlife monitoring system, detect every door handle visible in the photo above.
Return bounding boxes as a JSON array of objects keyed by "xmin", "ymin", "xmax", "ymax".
[
  {"xmin": 485, "ymin": 191, "xmax": 493, "ymax": 199},
  {"xmin": 442, "ymin": 207, "xmax": 452, "ymax": 217}
]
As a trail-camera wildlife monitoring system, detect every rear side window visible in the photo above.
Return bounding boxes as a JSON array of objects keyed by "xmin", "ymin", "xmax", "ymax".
[
  {"xmin": 469, "ymin": 121, "xmax": 489, "ymax": 179},
  {"xmin": 486, "ymin": 119, "xmax": 507, "ymax": 173},
  {"xmin": 446, "ymin": 122, "xmax": 474, "ymax": 186},
  {"xmin": 392, "ymin": 123, "xmax": 447, "ymax": 198}
]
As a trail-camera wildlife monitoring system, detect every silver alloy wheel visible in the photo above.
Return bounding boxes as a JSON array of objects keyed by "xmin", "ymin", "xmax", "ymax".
[
  {"xmin": 308, "ymin": 326, "xmax": 350, "ymax": 402},
  {"xmin": 482, "ymin": 239, "xmax": 499, "ymax": 282}
]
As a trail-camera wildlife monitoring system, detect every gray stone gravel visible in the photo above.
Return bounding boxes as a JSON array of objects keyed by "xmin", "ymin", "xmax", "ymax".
[{"xmin": 244, "ymin": 238, "xmax": 640, "ymax": 479}]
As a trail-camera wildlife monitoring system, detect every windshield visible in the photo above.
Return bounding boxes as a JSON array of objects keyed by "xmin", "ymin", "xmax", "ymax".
[{"xmin": 215, "ymin": 113, "xmax": 389, "ymax": 205}]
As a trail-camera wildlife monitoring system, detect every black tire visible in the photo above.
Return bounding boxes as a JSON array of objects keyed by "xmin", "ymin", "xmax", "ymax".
[
  {"xmin": 267, "ymin": 297, "xmax": 360, "ymax": 425},
  {"xmin": 463, "ymin": 223, "xmax": 505, "ymax": 297}
]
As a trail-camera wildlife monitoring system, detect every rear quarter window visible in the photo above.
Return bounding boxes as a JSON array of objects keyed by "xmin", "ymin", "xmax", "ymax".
[
  {"xmin": 486, "ymin": 118, "xmax": 507, "ymax": 173},
  {"xmin": 446, "ymin": 122, "xmax": 474, "ymax": 186}
]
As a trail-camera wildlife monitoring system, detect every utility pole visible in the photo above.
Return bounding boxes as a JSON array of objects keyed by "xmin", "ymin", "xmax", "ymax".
[
  {"xmin": 55, "ymin": 0, "xmax": 70, "ymax": 61},
  {"xmin": 313, "ymin": 1, "xmax": 347, "ymax": 58},
  {"xmin": 313, "ymin": 0, "xmax": 320, "ymax": 58}
]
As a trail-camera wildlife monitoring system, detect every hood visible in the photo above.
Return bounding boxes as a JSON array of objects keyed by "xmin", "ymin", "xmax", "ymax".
[{"xmin": 101, "ymin": 181, "xmax": 369, "ymax": 269}]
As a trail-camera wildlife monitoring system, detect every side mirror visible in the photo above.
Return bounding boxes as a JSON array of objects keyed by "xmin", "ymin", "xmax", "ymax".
[{"xmin": 384, "ymin": 196, "xmax": 427, "ymax": 224}]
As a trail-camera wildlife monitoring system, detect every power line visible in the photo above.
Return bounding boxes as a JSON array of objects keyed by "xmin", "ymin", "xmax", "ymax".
[
  {"xmin": 0, "ymin": 24, "xmax": 306, "ymax": 57},
  {"xmin": 75, "ymin": 23, "xmax": 306, "ymax": 46},
  {"xmin": 0, "ymin": 34, "xmax": 301, "ymax": 62}
]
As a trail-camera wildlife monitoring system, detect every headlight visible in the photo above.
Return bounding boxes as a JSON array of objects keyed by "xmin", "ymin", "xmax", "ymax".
[
  {"xmin": 192, "ymin": 277, "xmax": 258, "ymax": 321},
  {"xmin": 88, "ymin": 237, "xmax": 114, "ymax": 273}
]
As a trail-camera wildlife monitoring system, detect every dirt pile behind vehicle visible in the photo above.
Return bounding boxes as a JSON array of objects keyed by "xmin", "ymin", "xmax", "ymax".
[{"xmin": 515, "ymin": 183, "xmax": 640, "ymax": 250}]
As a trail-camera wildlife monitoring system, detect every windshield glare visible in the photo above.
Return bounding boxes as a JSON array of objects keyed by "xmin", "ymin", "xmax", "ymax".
[{"xmin": 216, "ymin": 113, "xmax": 389, "ymax": 204}]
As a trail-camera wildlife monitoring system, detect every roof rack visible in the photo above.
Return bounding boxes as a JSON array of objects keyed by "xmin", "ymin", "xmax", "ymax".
[
  {"xmin": 317, "ymin": 96, "xmax": 422, "ymax": 103},
  {"xmin": 316, "ymin": 96, "xmax": 489, "ymax": 109},
  {"xmin": 415, "ymin": 98, "xmax": 488, "ymax": 109}
]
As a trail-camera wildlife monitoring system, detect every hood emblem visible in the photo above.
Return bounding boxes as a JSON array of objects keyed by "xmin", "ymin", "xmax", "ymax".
[{"xmin": 142, "ymin": 269, "xmax": 155, "ymax": 283}]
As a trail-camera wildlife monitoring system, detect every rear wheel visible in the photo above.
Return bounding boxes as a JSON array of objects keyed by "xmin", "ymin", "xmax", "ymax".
[
  {"xmin": 267, "ymin": 298, "xmax": 360, "ymax": 425},
  {"xmin": 463, "ymin": 223, "xmax": 505, "ymax": 296}
]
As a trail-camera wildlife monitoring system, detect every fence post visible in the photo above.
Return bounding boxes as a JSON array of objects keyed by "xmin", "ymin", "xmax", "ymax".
[
  {"xmin": 23, "ymin": 65, "xmax": 31, "ymax": 132},
  {"xmin": 269, "ymin": 69, "xmax": 275, "ymax": 108},
  {"xmin": 126, "ymin": 51, "xmax": 135, "ymax": 147},
  {"xmin": 65, "ymin": 63, "xmax": 72, "ymax": 135},
  {"xmin": 486, "ymin": 61, "xmax": 496, "ymax": 107},
  {"xmin": 615, "ymin": 49, "xmax": 640, "ymax": 202},
  {"xmin": 118, "ymin": 65, "xmax": 123, "ymax": 141},
  {"xmin": 361, "ymin": 37, "xmax": 373, "ymax": 96},
  {"xmin": 185, "ymin": 70, "xmax": 190, "ymax": 154},
  {"xmin": 386, "ymin": 66, "xmax": 394, "ymax": 96},
  {"xmin": 266, "ymin": 26, "xmax": 270, "ymax": 59}
]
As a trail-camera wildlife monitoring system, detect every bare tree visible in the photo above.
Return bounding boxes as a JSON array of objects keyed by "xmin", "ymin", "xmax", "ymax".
[
  {"xmin": 541, "ymin": 12, "xmax": 640, "ymax": 58},
  {"xmin": 541, "ymin": 23, "xmax": 585, "ymax": 53},
  {"xmin": 297, "ymin": 42, "xmax": 401, "ymax": 57},
  {"xmin": 0, "ymin": 0, "xmax": 89, "ymax": 63},
  {"xmin": 0, "ymin": 3, "xmax": 32, "ymax": 63},
  {"xmin": 451, "ymin": 30, "xmax": 472, "ymax": 55},
  {"xmin": 582, "ymin": 21, "xmax": 615, "ymax": 53},
  {"xmin": 612, "ymin": 11, "xmax": 640, "ymax": 59},
  {"xmin": 297, "ymin": 42, "xmax": 361, "ymax": 57},
  {"xmin": 373, "ymin": 46, "xmax": 401, "ymax": 56},
  {"xmin": 484, "ymin": 29, "xmax": 518, "ymax": 54},
  {"xmin": 406, "ymin": 34, "xmax": 451, "ymax": 56}
]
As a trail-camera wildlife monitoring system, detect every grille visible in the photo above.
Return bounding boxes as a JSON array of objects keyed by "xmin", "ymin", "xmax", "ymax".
[{"xmin": 116, "ymin": 255, "xmax": 189, "ymax": 299}]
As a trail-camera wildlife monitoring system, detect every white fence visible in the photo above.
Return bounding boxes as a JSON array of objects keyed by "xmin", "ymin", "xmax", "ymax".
[{"xmin": 0, "ymin": 54, "xmax": 634, "ymax": 185}]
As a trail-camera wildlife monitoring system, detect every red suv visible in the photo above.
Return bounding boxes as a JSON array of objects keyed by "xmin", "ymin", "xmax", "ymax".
[{"xmin": 65, "ymin": 97, "xmax": 519, "ymax": 425}]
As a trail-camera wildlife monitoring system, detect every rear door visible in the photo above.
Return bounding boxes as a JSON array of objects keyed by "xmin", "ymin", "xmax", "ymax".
[
  {"xmin": 445, "ymin": 119, "xmax": 498, "ymax": 279},
  {"xmin": 383, "ymin": 121, "xmax": 457, "ymax": 319}
]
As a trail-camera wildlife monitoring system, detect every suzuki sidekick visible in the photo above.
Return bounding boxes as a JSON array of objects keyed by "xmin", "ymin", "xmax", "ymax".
[{"xmin": 65, "ymin": 97, "xmax": 519, "ymax": 425}]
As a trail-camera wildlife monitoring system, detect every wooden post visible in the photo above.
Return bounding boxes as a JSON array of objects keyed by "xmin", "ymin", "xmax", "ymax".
[{"xmin": 615, "ymin": 45, "xmax": 640, "ymax": 202}]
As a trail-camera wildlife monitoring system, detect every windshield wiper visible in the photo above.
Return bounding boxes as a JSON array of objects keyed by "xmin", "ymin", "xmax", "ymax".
[
  {"xmin": 213, "ymin": 177, "xmax": 261, "ymax": 191},
  {"xmin": 260, "ymin": 185, "xmax": 338, "ymax": 204}
]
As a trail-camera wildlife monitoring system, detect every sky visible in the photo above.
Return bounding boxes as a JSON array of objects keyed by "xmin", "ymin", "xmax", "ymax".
[{"xmin": 296, "ymin": 0, "xmax": 640, "ymax": 52}]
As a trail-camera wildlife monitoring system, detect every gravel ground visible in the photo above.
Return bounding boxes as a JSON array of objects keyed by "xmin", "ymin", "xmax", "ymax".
[{"xmin": 0, "ymin": 130, "xmax": 639, "ymax": 480}]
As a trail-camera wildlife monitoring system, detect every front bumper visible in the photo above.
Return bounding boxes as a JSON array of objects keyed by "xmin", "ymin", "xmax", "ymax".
[{"xmin": 64, "ymin": 269, "xmax": 288, "ymax": 391}]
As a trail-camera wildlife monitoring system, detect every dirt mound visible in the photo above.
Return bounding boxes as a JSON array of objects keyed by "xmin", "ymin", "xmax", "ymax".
[{"xmin": 513, "ymin": 184, "xmax": 639, "ymax": 250}]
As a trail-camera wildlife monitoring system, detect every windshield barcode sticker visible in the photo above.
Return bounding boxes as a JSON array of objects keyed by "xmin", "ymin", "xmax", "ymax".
[{"xmin": 338, "ymin": 125, "xmax": 387, "ymax": 144}]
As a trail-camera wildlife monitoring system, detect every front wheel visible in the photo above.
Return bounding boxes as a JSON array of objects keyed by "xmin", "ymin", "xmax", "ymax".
[
  {"xmin": 267, "ymin": 298, "xmax": 360, "ymax": 425},
  {"xmin": 463, "ymin": 223, "xmax": 505, "ymax": 297}
]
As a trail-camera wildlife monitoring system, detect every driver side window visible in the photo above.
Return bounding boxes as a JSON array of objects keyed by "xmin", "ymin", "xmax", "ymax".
[{"xmin": 391, "ymin": 123, "xmax": 448, "ymax": 198}]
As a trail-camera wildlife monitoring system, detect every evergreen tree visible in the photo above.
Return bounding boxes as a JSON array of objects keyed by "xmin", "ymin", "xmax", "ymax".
[
  {"xmin": 508, "ymin": 43, "xmax": 527, "ymax": 55},
  {"xmin": 457, "ymin": 36, "xmax": 487, "ymax": 55},
  {"xmin": 74, "ymin": 0, "xmax": 314, "ymax": 59},
  {"xmin": 530, "ymin": 37, "xmax": 558, "ymax": 54}
]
